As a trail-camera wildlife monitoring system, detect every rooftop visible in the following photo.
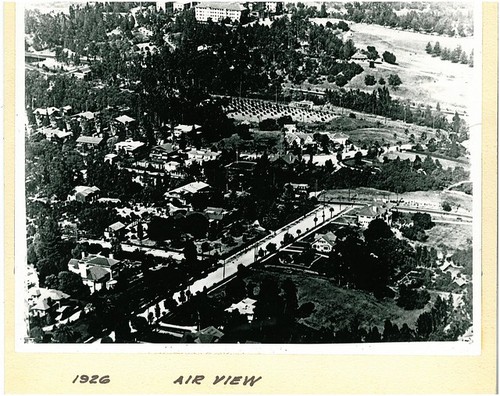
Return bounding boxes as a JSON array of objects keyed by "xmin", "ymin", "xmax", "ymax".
[
  {"xmin": 195, "ymin": 2, "xmax": 246, "ymax": 11},
  {"xmin": 76, "ymin": 136, "xmax": 103, "ymax": 145}
]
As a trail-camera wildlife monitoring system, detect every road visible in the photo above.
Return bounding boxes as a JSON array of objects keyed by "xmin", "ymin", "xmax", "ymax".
[{"xmin": 137, "ymin": 203, "xmax": 344, "ymax": 320}]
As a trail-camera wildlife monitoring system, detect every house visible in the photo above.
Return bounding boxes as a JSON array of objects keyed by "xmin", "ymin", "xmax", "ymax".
[
  {"xmin": 194, "ymin": 2, "xmax": 246, "ymax": 22},
  {"xmin": 225, "ymin": 297, "xmax": 257, "ymax": 322},
  {"xmin": 312, "ymin": 231, "xmax": 337, "ymax": 253},
  {"xmin": 67, "ymin": 254, "xmax": 122, "ymax": 293},
  {"xmin": 351, "ymin": 51, "xmax": 368, "ymax": 62},
  {"xmin": 357, "ymin": 204, "xmax": 392, "ymax": 228},
  {"xmin": 72, "ymin": 65, "xmax": 91, "ymax": 80},
  {"xmin": 295, "ymin": 132, "xmax": 315, "ymax": 146},
  {"xmin": 185, "ymin": 148, "xmax": 221, "ymax": 164},
  {"xmin": 269, "ymin": 152, "xmax": 298, "ymax": 168},
  {"xmin": 328, "ymin": 132, "xmax": 349, "ymax": 146},
  {"xmin": 115, "ymin": 115, "xmax": 136, "ymax": 126},
  {"xmin": 164, "ymin": 181, "xmax": 211, "ymax": 206},
  {"xmin": 283, "ymin": 123, "xmax": 297, "ymax": 133},
  {"xmin": 150, "ymin": 143, "xmax": 177, "ymax": 161},
  {"xmin": 115, "ymin": 139, "xmax": 146, "ymax": 156},
  {"xmin": 225, "ymin": 161, "xmax": 257, "ymax": 190},
  {"xmin": 67, "ymin": 186, "xmax": 100, "ymax": 203},
  {"xmin": 104, "ymin": 221, "xmax": 126, "ymax": 240},
  {"xmin": 173, "ymin": 124, "xmax": 201, "ymax": 137},
  {"xmin": 286, "ymin": 183, "xmax": 309, "ymax": 199},
  {"xmin": 29, "ymin": 288, "xmax": 70, "ymax": 318},
  {"xmin": 76, "ymin": 136, "xmax": 103, "ymax": 153}
]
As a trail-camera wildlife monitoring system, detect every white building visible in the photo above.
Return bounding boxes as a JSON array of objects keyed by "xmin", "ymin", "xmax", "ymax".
[{"xmin": 194, "ymin": 2, "xmax": 246, "ymax": 22}]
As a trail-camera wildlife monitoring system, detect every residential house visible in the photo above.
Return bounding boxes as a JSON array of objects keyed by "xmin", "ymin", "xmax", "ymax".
[
  {"xmin": 225, "ymin": 297, "xmax": 257, "ymax": 322},
  {"xmin": 115, "ymin": 139, "xmax": 146, "ymax": 157},
  {"xmin": 351, "ymin": 50, "xmax": 368, "ymax": 62},
  {"xmin": 328, "ymin": 132, "xmax": 349, "ymax": 146},
  {"xmin": 104, "ymin": 221, "xmax": 126, "ymax": 240},
  {"xmin": 185, "ymin": 148, "xmax": 221, "ymax": 165},
  {"xmin": 357, "ymin": 204, "xmax": 392, "ymax": 228},
  {"xmin": 225, "ymin": 161, "xmax": 257, "ymax": 190},
  {"xmin": 29, "ymin": 288, "xmax": 70, "ymax": 318},
  {"xmin": 76, "ymin": 136, "xmax": 104, "ymax": 153},
  {"xmin": 67, "ymin": 254, "xmax": 122, "ymax": 293},
  {"xmin": 67, "ymin": 186, "xmax": 100, "ymax": 203},
  {"xmin": 150, "ymin": 143, "xmax": 178, "ymax": 161},
  {"xmin": 312, "ymin": 231, "xmax": 337, "ymax": 253},
  {"xmin": 173, "ymin": 124, "xmax": 202, "ymax": 137},
  {"xmin": 269, "ymin": 152, "xmax": 298, "ymax": 168},
  {"xmin": 164, "ymin": 181, "xmax": 211, "ymax": 206}
]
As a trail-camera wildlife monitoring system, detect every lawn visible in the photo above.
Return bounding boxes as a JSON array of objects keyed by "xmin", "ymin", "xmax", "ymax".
[{"xmin": 245, "ymin": 268, "xmax": 427, "ymax": 331}]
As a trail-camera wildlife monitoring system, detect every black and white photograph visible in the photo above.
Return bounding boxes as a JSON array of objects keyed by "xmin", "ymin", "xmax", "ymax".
[{"xmin": 20, "ymin": 0, "xmax": 480, "ymax": 348}]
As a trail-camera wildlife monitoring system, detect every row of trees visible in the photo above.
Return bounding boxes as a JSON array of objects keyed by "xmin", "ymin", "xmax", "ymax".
[
  {"xmin": 334, "ymin": 2, "xmax": 473, "ymax": 37},
  {"xmin": 425, "ymin": 42, "xmax": 474, "ymax": 67},
  {"xmin": 324, "ymin": 86, "xmax": 466, "ymax": 135}
]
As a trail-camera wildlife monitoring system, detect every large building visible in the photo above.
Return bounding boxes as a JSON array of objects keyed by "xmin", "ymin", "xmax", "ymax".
[{"xmin": 194, "ymin": 2, "xmax": 246, "ymax": 22}]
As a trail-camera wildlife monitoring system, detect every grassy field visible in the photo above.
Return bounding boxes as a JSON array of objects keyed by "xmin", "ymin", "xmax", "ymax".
[
  {"xmin": 246, "ymin": 268, "xmax": 427, "ymax": 331},
  {"xmin": 381, "ymin": 151, "xmax": 471, "ymax": 172},
  {"xmin": 308, "ymin": 19, "xmax": 475, "ymax": 115}
]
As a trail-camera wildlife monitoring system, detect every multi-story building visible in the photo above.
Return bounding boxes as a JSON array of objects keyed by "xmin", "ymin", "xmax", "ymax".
[{"xmin": 194, "ymin": 2, "xmax": 246, "ymax": 22}]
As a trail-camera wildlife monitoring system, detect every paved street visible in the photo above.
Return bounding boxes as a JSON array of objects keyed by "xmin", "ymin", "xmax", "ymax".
[{"xmin": 137, "ymin": 203, "xmax": 344, "ymax": 320}]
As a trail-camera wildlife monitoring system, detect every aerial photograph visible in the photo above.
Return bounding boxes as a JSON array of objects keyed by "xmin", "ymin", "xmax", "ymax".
[{"xmin": 22, "ymin": 1, "xmax": 476, "ymax": 344}]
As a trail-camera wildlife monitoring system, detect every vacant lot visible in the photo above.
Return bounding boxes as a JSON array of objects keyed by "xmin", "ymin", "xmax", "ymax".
[
  {"xmin": 381, "ymin": 151, "xmax": 471, "ymax": 172},
  {"xmin": 246, "ymin": 268, "xmax": 427, "ymax": 331},
  {"xmin": 424, "ymin": 223, "xmax": 473, "ymax": 251},
  {"xmin": 321, "ymin": 187, "xmax": 473, "ymax": 214}
]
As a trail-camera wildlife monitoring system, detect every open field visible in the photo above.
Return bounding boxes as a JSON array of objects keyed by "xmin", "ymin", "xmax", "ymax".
[
  {"xmin": 381, "ymin": 151, "xmax": 471, "ymax": 172},
  {"xmin": 308, "ymin": 19, "xmax": 475, "ymax": 115},
  {"xmin": 424, "ymin": 223, "xmax": 473, "ymax": 251},
  {"xmin": 321, "ymin": 187, "xmax": 473, "ymax": 214},
  {"xmin": 246, "ymin": 268, "xmax": 427, "ymax": 330}
]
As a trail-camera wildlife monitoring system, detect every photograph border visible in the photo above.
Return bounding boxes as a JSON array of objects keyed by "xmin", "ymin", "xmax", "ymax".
[{"xmin": 4, "ymin": 1, "xmax": 497, "ymax": 393}]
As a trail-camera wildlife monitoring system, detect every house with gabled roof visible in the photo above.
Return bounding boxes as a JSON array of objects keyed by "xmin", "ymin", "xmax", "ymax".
[
  {"xmin": 104, "ymin": 221, "xmax": 126, "ymax": 240},
  {"xmin": 67, "ymin": 186, "xmax": 100, "ymax": 203},
  {"xmin": 357, "ymin": 204, "xmax": 392, "ymax": 228},
  {"xmin": 68, "ymin": 254, "xmax": 121, "ymax": 293},
  {"xmin": 164, "ymin": 181, "xmax": 211, "ymax": 206},
  {"xmin": 312, "ymin": 231, "xmax": 337, "ymax": 253}
]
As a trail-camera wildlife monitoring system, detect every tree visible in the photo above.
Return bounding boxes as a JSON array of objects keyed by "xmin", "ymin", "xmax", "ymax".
[
  {"xmin": 184, "ymin": 239, "xmax": 198, "ymax": 264},
  {"xmin": 57, "ymin": 271, "xmax": 90, "ymax": 299},
  {"xmin": 378, "ymin": 77, "xmax": 385, "ymax": 85},
  {"xmin": 266, "ymin": 242, "xmax": 277, "ymax": 254},
  {"xmin": 382, "ymin": 51, "xmax": 397, "ymax": 64},
  {"xmin": 388, "ymin": 74, "xmax": 402, "ymax": 88},
  {"xmin": 433, "ymin": 41, "xmax": 441, "ymax": 56},
  {"xmin": 364, "ymin": 75, "xmax": 376, "ymax": 86},
  {"xmin": 425, "ymin": 42, "xmax": 433, "ymax": 54},
  {"xmin": 364, "ymin": 219, "xmax": 393, "ymax": 242}
]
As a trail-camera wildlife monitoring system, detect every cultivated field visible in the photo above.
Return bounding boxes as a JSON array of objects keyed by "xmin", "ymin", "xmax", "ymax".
[{"xmin": 224, "ymin": 97, "xmax": 339, "ymax": 124}]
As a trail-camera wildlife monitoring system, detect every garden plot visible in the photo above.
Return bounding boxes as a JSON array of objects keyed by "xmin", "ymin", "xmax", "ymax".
[{"xmin": 224, "ymin": 97, "xmax": 339, "ymax": 124}]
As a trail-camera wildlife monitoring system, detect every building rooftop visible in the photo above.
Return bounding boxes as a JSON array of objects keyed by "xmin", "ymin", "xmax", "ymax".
[
  {"xmin": 195, "ymin": 2, "xmax": 246, "ymax": 11},
  {"xmin": 76, "ymin": 136, "xmax": 103, "ymax": 145}
]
